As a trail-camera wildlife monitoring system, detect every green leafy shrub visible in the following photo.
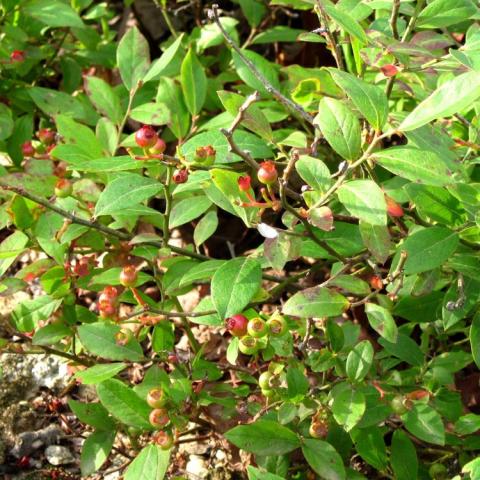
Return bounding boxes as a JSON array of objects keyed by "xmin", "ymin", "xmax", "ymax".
[{"xmin": 1, "ymin": 0, "xmax": 480, "ymax": 478}]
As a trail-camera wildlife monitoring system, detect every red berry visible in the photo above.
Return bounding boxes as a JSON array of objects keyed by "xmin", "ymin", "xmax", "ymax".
[
  {"xmin": 119, "ymin": 265, "xmax": 138, "ymax": 287},
  {"xmin": 153, "ymin": 430, "xmax": 174, "ymax": 450},
  {"xmin": 10, "ymin": 50, "xmax": 25, "ymax": 62},
  {"xmin": 226, "ymin": 314, "xmax": 248, "ymax": 337},
  {"xmin": 151, "ymin": 137, "xmax": 166, "ymax": 154},
  {"xmin": 37, "ymin": 128, "xmax": 56, "ymax": 145},
  {"xmin": 309, "ymin": 420, "xmax": 328, "ymax": 438},
  {"xmin": 238, "ymin": 175, "xmax": 251, "ymax": 192},
  {"xmin": 149, "ymin": 408, "xmax": 170, "ymax": 428},
  {"xmin": 172, "ymin": 168, "xmax": 188, "ymax": 184},
  {"xmin": 55, "ymin": 178, "xmax": 73, "ymax": 198},
  {"xmin": 257, "ymin": 161, "xmax": 278, "ymax": 185},
  {"xmin": 99, "ymin": 301, "xmax": 117, "ymax": 319},
  {"xmin": 194, "ymin": 145, "xmax": 216, "ymax": 165},
  {"xmin": 16, "ymin": 455, "xmax": 30, "ymax": 468},
  {"xmin": 101, "ymin": 286, "xmax": 119, "ymax": 300},
  {"xmin": 385, "ymin": 195, "xmax": 404, "ymax": 217},
  {"xmin": 147, "ymin": 388, "xmax": 167, "ymax": 408},
  {"xmin": 370, "ymin": 275, "xmax": 383, "ymax": 291},
  {"xmin": 247, "ymin": 317, "xmax": 268, "ymax": 338},
  {"xmin": 21, "ymin": 141, "xmax": 35, "ymax": 157},
  {"xmin": 380, "ymin": 64, "xmax": 399, "ymax": 77},
  {"xmin": 135, "ymin": 125, "xmax": 158, "ymax": 148}
]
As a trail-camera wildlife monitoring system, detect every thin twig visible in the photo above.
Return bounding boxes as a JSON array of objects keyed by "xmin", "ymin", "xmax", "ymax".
[
  {"xmin": 389, "ymin": 0, "xmax": 401, "ymax": 40},
  {"xmin": 208, "ymin": 5, "xmax": 315, "ymax": 126}
]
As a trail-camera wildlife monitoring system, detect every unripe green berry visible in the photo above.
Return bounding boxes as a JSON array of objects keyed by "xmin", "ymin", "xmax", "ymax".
[
  {"xmin": 247, "ymin": 317, "xmax": 268, "ymax": 338},
  {"xmin": 238, "ymin": 335, "xmax": 258, "ymax": 355}
]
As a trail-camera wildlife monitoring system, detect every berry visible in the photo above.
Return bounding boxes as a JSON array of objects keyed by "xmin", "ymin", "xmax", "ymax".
[
  {"xmin": 428, "ymin": 463, "xmax": 447, "ymax": 479},
  {"xmin": 16, "ymin": 455, "xmax": 30, "ymax": 468},
  {"xmin": 115, "ymin": 329, "xmax": 132, "ymax": 346},
  {"xmin": 21, "ymin": 141, "xmax": 35, "ymax": 157},
  {"xmin": 266, "ymin": 315, "xmax": 287, "ymax": 336},
  {"xmin": 238, "ymin": 175, "xmax": 251, "ymax": 192},
  {"xmin": 226, "ymin": 314, "xmax": 248, "ymax": 337},
  {"xmin": 238, "ymin": 335, "xmax": 258, "ymax": 355},
  {"xmin": 37, "ymin": 128, "xmax": 56, "ymax": 145},
  {"xmin": 135, "ymin": 125, "xmax": 158, "ymax": 148},
  {"xmin": 194, "ymin": 145, "xmax": 216, "ymax": 166},
  {"xmin": 385, "ymin": 195, "xmax": 404, "ymax": 217},
  {"xmin": 247, "ymin": 317, "xmax": 268, "ymax": 338},
  {"xmin": 309, "ymin": 420, "xmax": 328, "ymax": 439},
  {"xmin": 119, "ymin": 265, "xmax": 138, "ymax": 287},
  {"xmin": 10, "ymin": 50, "xmax": 25, "ymax": 62},
  {"xmin": 100, "ymin": 286, "xmax": 119, "ymax": 300},
  {"xmin": 308, "ymin": 205, "xmax": 334, "ymax": 232},
  {"xmin": 149, "ymin": 408, "xmax": 170, "ymax": 428},
  {"xmin": 369, "ymin": 275, "xmax": 383, "ymax": 290},
  {"xmin": 258, "ymin": 371, "xmax": 273, "ymax": 390},
  {"xmin": 153, "ymin": 430, "xmax": 174, "ymax": 450},
  {"xmin": 55, "ymin": 178, "xmax": 73, "ymax": 198},
  {"xmin": 257, "ymin": 161, "xmax": 278, "ymax": 185},
  {"xmin": 390, "ymin": 395, "xmax": 408, "ymax": 415},
  {"xmin": 147, "ymin": 387, "xmax": 167, "ymax": 408},
  {"xmin": 380, "ymin": 64, "xmax": 399, "ymax": 77},
  {"xmin": 151, "ymin": 137, "xmax": 166, "ymax": 154},
  {"xmin": 172, "ymin": 168, "xmax": 188, "ymax": 184},
  {"xmin": 262, "ymin": 388, "xmax": 275, "ymax": 398}
]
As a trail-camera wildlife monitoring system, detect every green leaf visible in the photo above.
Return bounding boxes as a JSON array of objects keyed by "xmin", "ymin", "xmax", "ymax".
[
  {"xmin": 179, "ymin": 260, "xmax": 225, "ymax": 286},
  {"xmin": 129, "ymin": 103, "xmax": 170, "ymax": 126},
  {"xmin": 94, "ymin": 174, "xmax": 162, "ymax": 217},
  {"xmin": 378, "ymin": 334, "xmax": 424, "ymax": 366},
  {"xmin": 24, "ymin": 0, "xmax": 84, "ymax": 28},
  {"xmin": 372, "ymin": 147, "xmax": 457, "ymax": 186},
  {"xmin": 211, "ymin": 257, "xmax": 262, "ymax": 319},
  {"xmin": 29, "ymin": 87, "xmax": 87, "ymax": 122},
  {"xmin": 315, "ymin": 98, "xmax": 361, "ymax": 161},
  {"xmin": 117, "ymin": 27, "xmax": 150, "ymax": 91},
  {"xmin": 81, "ymin": 430, "xmax": 115, "ymax": 477},
  {"xmin": 97, "ymin": 379, "xmax": 152, "ymax": 429},
  {"xmin": 351, "ymin": 427, "xmax": 388, "ymax": 471},
  {"xmin": 85, "ymin": 76, "xmax": 123, "ymax": 125},
  {"xmin": 0, "ymin": 231, "xmax": 29, "ymax": 277},
  {"xmin": 55, "ymin": 115, "xmax": 104, "ymax": 159},
  {"xmin": 217, "ymin": 90, "xmax": 272, "ymax": 140},
  {"xmin": 286, "ymin": 365, "xmax": 309, "ymax": 398},
  {"xmin": 74, "ymin": 363, "xmax": 128, "ymax": 385},
  {"xmin": 329, "ymin": 69, "xmax": 388, "ymax": 130},
  {"xmin": 454, "ymin": 413, "xmax": 480, "ymax": 435},
  {"xmin": 68, "ymin": 399, "xmax": 115, "ymax": 430},
  {"xmin": 282, "ymin": 286, "xmax": 349, "ymax": 318},
  {"xmin": 400, "ymin": 227, "xmax": 459, "ymax": 275},
  {"xmin": 402, "ymin": 404, "xmax": 445, "ymax": 446},
  {"xmin": 296, "ymin": 155, "xmax": 331, "ymax": 193},
  {"xmin": 321, "ymin": 0, "xmax": 368, "ymax": 43},
  {"xmin": 399, "ymin": 71, "xmax": 480, "ymax": 131},
  {"xmin": 194, "ymin": 210, "xmax": 218, "ymax": 246},
  {"xmin": 124, "ymin": 444, "xmax": 170, "ymax": 480},
  {"xmin": 417, "ymin": 0, "xmax": 477, "ymax": 28},
  {"xmin": 301, "ymin": 439, "xmax": 346, "ymax": 480},
  {"xmin": 252, "ymin": 26, "xmax": 305, "ymax": 44},
  {"xmin": 232, "ymin": 49, "xmax": 280, "ymax": 96},
  {"xmin": 225, "ymin": 420, "xmax": 300, "ymax": 456},
  {"xmin": 247, "ymin": 466, "xmax": 285, "ymax": 480},
  {"xmin": 169, "ymin": 196, "xmax": 212, "ymax": 229},
  {"xmin": 471, "ymin": 312, "xmax": 480, "ymax": 369},
  {"xmin": 32, "ymin": 323, "xmax": 71, "ymax": 346},
  {"xmin": 240, "ymin": 0, "xmax": 267, "ymax": 27},
  {"xmin": 0, "ymin": 104, "xmax": 13, "ymax": 141},
  {"xmin": 391, "ymin": 430, "xmax": 418, "ymax": 480},
  {"xmin": 365, "ymin": 303, "xmax": 398, "ymax": 343},
  {"xmin": 77, "ymin": 322, "xmax": 144, "ymax": 362},
  {"xmin": 11, "ymin": 295, "xmax": 62, "ymax": 332},
  {"xmin": 156, "ymin": 78, "xmax": 190, "ymax": 140},
  {"xmin": 332, "ymin": 388, "xmax": 366, "ymax": 432},
  {"xmin": 144, "ymin": 34, "xmax": 185, "ymax": 83},
  {"xmin": 181, "ymin": 48, "xmax": 207, "ymax": 116},
  {"xmin": 337, "ymin": 180, "xmax": 387, "ymax": 226},
  {"xmin": 346, "ymin": 340, "xmax": 374, "ymax": 382},
  {"xmin": 359, "ymin": 222, "xmax": 392, "ymax": 264}
]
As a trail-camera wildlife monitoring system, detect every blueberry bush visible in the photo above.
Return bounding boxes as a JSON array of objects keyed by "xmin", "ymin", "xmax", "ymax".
[{"xmin": 1, "ymin": 0, "xmax": 480, "ymax": 478}]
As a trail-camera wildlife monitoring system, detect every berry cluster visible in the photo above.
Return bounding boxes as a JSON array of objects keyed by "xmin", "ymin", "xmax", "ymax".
[
  {"xmin": 237, "ymin": 161, "xmax": 280, "ymax": 210},
  {"xmin": 147, "ymin": 387, "xmax": 174, "ymax": 450},
  {"xmin": 226, "ymin": 312, "xmax": 288, "ymax": 356}
]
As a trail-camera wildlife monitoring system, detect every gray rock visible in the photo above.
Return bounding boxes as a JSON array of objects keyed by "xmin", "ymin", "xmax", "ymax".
[
  {"xmin": 45, "ymin": 445, "xmax": 75, "ymax": 465},
  {"xmin": 11, "ymin": 424, "xmax": 62, "ymax": 458}
]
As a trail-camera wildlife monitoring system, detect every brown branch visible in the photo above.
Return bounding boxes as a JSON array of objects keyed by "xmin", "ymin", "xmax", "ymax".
[
  {"xmin": 208, "ymin": 5, "xmax": 315, "ymax": 126},
  {"xmin": 390, "ymin": 0, "xmax": 401, "ymax": 40}
]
